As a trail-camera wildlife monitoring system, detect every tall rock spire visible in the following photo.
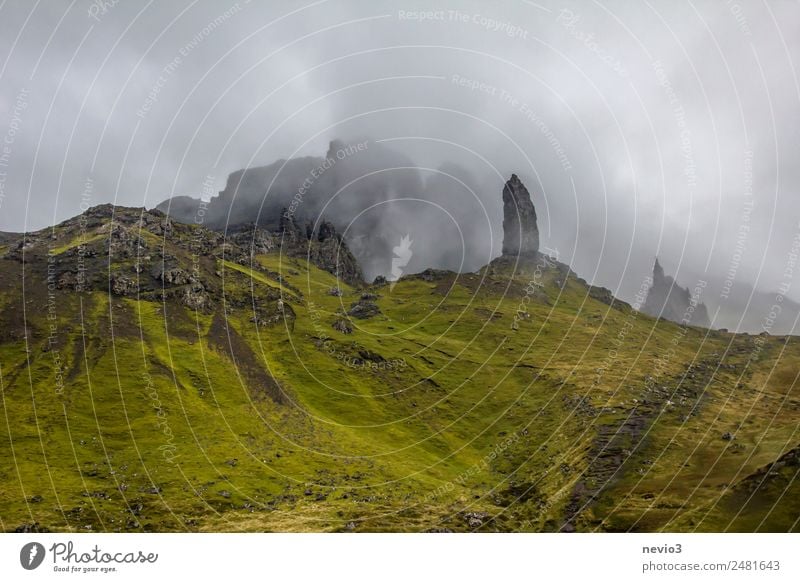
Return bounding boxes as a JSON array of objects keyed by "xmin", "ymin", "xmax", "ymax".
[
  {"xmin": 502, "ymin": 174, "xmax": 539, "ymax": 256},
  {"xmin": 643, "ymin": 257, "xmax": 710, "ymax": 327}
]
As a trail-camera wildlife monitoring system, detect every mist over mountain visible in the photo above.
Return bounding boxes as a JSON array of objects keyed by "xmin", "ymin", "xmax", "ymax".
[
  {"xmin": 689, "ymin": 269, "xmax": 800, "ymax": 336},
  {"xmin": 158, "ymin": 139, "xmax": 501, "ymax": 282},
  {"xmin": 156, "ymin": 140, "xmax": 799, "ymax": 336},
  {"xmin": 2, "ymin": 2, "xmax": 799, "ymax": 338}
]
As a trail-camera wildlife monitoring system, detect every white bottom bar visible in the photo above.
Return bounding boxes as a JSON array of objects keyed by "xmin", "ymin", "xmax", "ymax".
[{"xmin": 2, "ymin": 533, "xmax": 796, "ymax": 581}]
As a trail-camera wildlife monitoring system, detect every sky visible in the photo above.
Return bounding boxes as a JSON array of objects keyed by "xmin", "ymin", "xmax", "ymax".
[{"xmin": 1, "ymin": 0, "xmax": 799, "ymax": 307}]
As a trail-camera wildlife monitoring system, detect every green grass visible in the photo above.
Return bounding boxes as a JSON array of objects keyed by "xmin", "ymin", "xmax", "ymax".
[
  {"xmin": 1, "ymin": 219, "xmax": 799, "ymax": 532},
  {"xmin": 48, "ymin": 233, "xmax": 106, "ymax": 255}
]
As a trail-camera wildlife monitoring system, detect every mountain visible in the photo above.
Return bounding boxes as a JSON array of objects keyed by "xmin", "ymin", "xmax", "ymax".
[
  {"xmin": 157, "ymin": 154, "xmax": 325, "ymax": 231},
  {"xmin": 698, "ymin": 276, "xmax": 799, "ymax": 336},
  {"xmin": 156, "ymin": 140, "xmax": 423, "ymax": 279},
  {"xmin": 639, "ymin": 260, "xmax": 800, "ymax": 335},
  {"xmin": 154, "ymin": 195, "xmax": 206, "ymax": 225},
  {"xmin": 1, "ymin": 178, "xmax": 799, "ymax": 533},
  {"xmin": 642, "ymin": 258, "xmax": 710, "ymax": 327},
  {"xmin": 156, "ymin": 140, "xmax": 504, "ymax": 282}
]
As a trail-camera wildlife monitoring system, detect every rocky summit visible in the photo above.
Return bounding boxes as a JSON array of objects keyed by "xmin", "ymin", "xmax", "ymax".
[{"xmin": 501, "ymin": 174, "xmax": 539, "ymax": 257}]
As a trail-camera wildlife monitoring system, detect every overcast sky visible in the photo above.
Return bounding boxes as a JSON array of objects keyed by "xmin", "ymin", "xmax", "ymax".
[{"xmin": 1, "ymin": 0, "xmax": 799, "ymax": 305}]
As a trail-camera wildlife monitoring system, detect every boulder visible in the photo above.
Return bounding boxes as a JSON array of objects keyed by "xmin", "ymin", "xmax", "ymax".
[{"xmin": 348, "ymin": 301, "xmax": 381, "ymax": 319}]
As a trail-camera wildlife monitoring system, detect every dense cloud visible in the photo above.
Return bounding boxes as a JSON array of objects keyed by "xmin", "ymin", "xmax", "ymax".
[{"xmin": 1, "ymin": 0, "xmax": 799, "ymax": 331}]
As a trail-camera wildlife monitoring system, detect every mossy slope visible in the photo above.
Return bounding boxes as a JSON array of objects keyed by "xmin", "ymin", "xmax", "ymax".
[{"xmin": 0, "ymin": 207, "xmax": 798, "ymax": 532}]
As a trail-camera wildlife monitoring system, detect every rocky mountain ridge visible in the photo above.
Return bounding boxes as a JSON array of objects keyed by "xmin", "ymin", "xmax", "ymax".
[
  {"xmin": 643, "ymin": 258, "xmax": 711, "ymax": 327},
  {"xmin": 0, "ymin": 203, "xmax": 363, "ymax": 309}
]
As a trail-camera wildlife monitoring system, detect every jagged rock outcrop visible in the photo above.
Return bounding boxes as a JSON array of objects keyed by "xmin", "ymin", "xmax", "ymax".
[
  {"xmin": 278, "ymin": 211, "xmax": 305, "ymax": 243},
  {"xmin": 642, "ymin": 258, "xmax": 710, "ymax": 327},
  {"xmin": 502, "ymin": 174, "xmax": 539, "ymax": 257},
  {"xmin": 262, "ymin": 211, "xmax": 363, "ymax": 285},
  {"xmin": 223, "ymin": 212, "xmax": 363, "ymax": 286},
  {"xmin": 308, "ymin": 221, "xmax": 363, "ymax": 286},
  {"xmin": 152, "ymin": 263, "xmax": 191, "ymax": 285}
]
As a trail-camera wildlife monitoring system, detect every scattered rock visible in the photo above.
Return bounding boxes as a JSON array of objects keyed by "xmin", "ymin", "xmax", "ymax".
[
  {"xmin": 357, "ymin": 349, "xmax": 385, "ymax": 363},
  {"xmin": 182, "ymin": 284, "xmax": 209, "ymax": 310},
  {"xmin": 111, "ymin": 273, "xmax": 138, "ymax": 296},
  {"xmin": 417, "ymin": 268, "xmax": 449, "ymax": 282},
  {"xmin": 14, "ymin": 522, "xmax": 50, "ymax": 533},
  {"xmin": 333, "ymin": 318, "xmax": 353, "ymax": 334},
  {"xmin": 152, "ymin": 263, "xmax": 191, "ymax": 285},
  {"xmin": 464, "ymin": 511, "xmax": 489, "ymax": 528},
  {"xmin": 348, "ymin": 301, "xmax": 381, "ymax": 319},
  {"xmin": 82, "ymin": 490, "xmax": 109, "ymax": 499}
]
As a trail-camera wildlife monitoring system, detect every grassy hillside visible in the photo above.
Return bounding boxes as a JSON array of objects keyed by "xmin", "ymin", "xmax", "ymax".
[{"xmin": 0, "ymin": 206, "xmax": 798, "ymax": 532}]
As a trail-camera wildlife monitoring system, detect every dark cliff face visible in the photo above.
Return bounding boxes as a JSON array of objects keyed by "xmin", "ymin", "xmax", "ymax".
[
  {"xmin": 642, "ymin": 258, "xmax": 710, "ymax": 327},
  {"xmin": 501, "ymin": 174, "xmax": 539, "ymax": 257},
  {"xmin": 272, "ymin": 212, "xmax": 363, "ymax": 286},
  {"xmin": 158, "ymin": 157, "xmax": 322, "ymax": 231}
]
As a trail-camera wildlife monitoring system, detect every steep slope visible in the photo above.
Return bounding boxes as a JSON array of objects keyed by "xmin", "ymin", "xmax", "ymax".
[
  {"xmin": 0, "ymin": 206, "xmax": 798, "ymax": 533},
  {"xmin": 687, "ymin": 444, "xmax": 800, "ymax": 532}
]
